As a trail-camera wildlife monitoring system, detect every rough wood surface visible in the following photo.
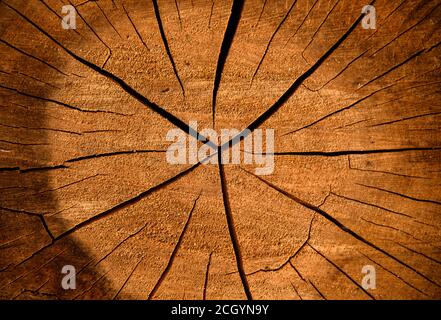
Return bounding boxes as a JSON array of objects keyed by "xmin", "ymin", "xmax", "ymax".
[{"xmin": 0, "ymin": 0, "xmax": 440, "ymax": 300}]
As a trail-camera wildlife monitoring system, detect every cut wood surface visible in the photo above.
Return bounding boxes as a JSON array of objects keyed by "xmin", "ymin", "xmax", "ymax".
[{"xmin": 0, "ymin": 0, "xmax": 440, "ymax": 300}]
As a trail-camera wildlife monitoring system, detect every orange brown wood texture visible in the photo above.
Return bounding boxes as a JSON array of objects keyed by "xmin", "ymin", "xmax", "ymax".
[{"xmin": 0, "ymin": 0, "xmax": 440, "ymax": 300}]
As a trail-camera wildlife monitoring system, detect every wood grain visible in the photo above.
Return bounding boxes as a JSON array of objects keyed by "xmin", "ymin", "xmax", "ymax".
[{"xmin": 0, "ymin": 0, "xmax": 440, "ymax": 300}]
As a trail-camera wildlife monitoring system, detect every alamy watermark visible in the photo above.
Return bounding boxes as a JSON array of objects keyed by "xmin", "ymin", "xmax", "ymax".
[
  {"xmin": 361, "ymin": 265, "xmax": 376, "ymax": 290},
  {"xmin": 61, "ymin": 265, "xmax": 76, "ymax": 290},
  {"xmin": 61, "ymin": 5, "xmax": 76, "ymax": 30},
  {"xmin": 166, "ymin": 121, "xmax": 275, "ymax": 175},
  {"xmin": 361, "ymin": 5, "xmax": 376, "ymax": 30}
]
